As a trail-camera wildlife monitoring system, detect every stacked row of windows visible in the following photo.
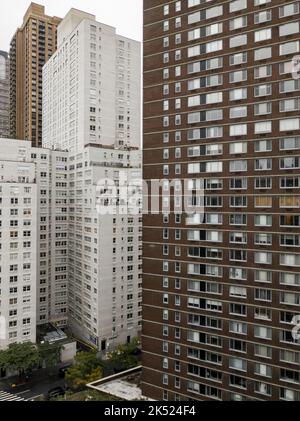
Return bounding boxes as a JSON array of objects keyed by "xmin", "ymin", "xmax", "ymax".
[{"xmin": 144, "ymin": 0, "xmax": 300, "ymax": 402}]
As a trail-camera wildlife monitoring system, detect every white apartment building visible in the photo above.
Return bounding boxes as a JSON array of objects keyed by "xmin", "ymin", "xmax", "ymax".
[
  {"xmin": 33, "ymin": 148, "xmax": 69, "ymax": 328},
  {"xmin": 0, "ymin": 138, "xmax": 68, "ymax": 350},
  {"xmin": 0, "ymin": 140, "xmax": 37, "ymax": 349},
  {"xmin": 68, "ymin": 145, "xmax": 142, "ymax": 349},
  {"xmin": 42, "ymin": 9, "xmax": 142, "ymax": 350},
  {"xmin": 43, "ymin": 9, "xmax": 141, "ymax": 153}
]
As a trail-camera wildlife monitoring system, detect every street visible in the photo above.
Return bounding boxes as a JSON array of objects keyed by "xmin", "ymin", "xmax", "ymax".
[{"xmin": 0, "ymin": 369, "xmax": 67, "ymax": 401}]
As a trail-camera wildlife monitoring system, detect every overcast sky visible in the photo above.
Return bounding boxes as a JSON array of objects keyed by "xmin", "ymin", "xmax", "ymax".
[{"xmin": 0, "ymin": 0, "xmax": 142, "ymax": 51}]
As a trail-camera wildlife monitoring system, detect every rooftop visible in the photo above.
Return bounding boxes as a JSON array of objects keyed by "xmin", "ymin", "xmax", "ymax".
[{"xmin": 87, "ymin": 366, "xmax": 152, "ymax": 401}]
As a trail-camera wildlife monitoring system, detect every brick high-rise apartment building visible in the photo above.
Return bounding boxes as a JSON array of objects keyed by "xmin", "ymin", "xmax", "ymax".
[
  {"xmin": 0, "ymin": 51, "xmax": 10, "ymax": 138},
  {"xmin": 143, "ymin": 0, "xmax": 300, "ymax": 401},
  {"xmin": 10, "ymin": 3, "xmax": 61, "ymax": 146}
]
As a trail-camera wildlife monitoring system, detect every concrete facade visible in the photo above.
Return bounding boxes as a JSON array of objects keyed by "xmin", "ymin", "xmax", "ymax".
[{"xmin": 0, "ymin": 138, "xmax": 68, "ymax": 350}]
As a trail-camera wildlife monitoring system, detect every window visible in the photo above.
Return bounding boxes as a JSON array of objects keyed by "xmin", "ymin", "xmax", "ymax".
[
  {"xmin": 187, "ymin": 57, "xmax": 223, "ymax": 74},
  {"xmin": 254, "ymin": 65, "xmax": 272, "ymax": 79},
  {"xmin": 230, "ymin": 339, "xmax": 247, "ymax": 353},
  {"xmin": 163, "ymin": 277, "xmax": 169, "ymax": 288},
  {"xmin": 280, "ymin": 254, "xmax": 300, "ymax": 267},
  {"xmin": 255, "ymin": 28, "xmax": 272, "ymax": 43},
  {"xmin": 163, "ymin": 21, "xmax": 169, "ymax": 32},
  {"xmin": 189, "ymin": 24, "xmax": 223, "ymax": 40},
  {"xmin": 255, "ymin": 307, "xmax": 272, "ymax": 321},
  {"xmin": 175, "ymin": 50, "xmax": 181, "ymax": 61},
  {"xmin": 255, "ymin": 345, "xmax": 272, "ymax": 359},
  {"xmin": 230, "ymin": 124, "xmax": 247, "ymax": 137},
  {"xmin": 230, "ymin": 303, "xmax": 247, "ymax": 316},
  {"xmin": 280, "ymin": 41, "xmax": 299, "ymax": 56},
  {"xmin": 254, "ymin": 0, "xmax": 270, "ymax": 4},
  {"xmin": 280, "ymin": 388, "xmax": 300, "ymax": 401},
  {"xmin": 229, "ymin": 358, "xmax": 247, "ymax": 372},
  {"xmin": 255, "ymin": 233, "xmax": 272, "ymax": 245},
  {"xmin": 230, "ymin": 232, "xmax": 247, "ymax": 244},
  {"xmin": 229, "ymin": 287, "xmax": 247, "ymax": 299},
  {"xmin": 254, "ymin": 84, "xmax": 272, "ymax": 97},
  {"xmin": 175, "ymin": 114, "xmax": 181, "ymax": 125},
  {"xmin": 175, "ymin": 82, "xmax": 181, "ymax": 93},
  {"xmin": 254, "ymin": 10, "xmax": 271, "ymax": 24},
  {"xmin": 279, "ymin": 2, "xmax": 299, "ymax": 18},
  {"xmin": 280, "ymin": 157, "xmax": 300, "ymax": 170},
  {"xmin": 230, "ymin": 375, "xmax": 247, "ymax": 389},
  {"xmin": 169, "ymin": 131, "xmax": 177, "ymax": 143},
  {"xmin": 280, "ymin": 350, "xmax": 300, "ymax": 365},
  {"xmin": 255, "ymin": 382, "xmax": 272, "ymax": 396},
  {"xmin": 280, "ymin": 196, "xmax": 300, "ymax": 208},
  {"xmin": 280, "ymin": 99, "xmax": 300, "ymax": 113},
  {"xmin": 229, "ymin": 70, "xmax": 247, "ymax": 83},
  {"xmin": 163, "ymin": 116, "xmax": 169, "ymax": 127},
  {"xmin": 280, "ymin": 79, "xmax": 300, "ymax": 93},
  {"xmin": 230, "ymin": 88, "xmax": 247, "ymax": 101},
  {"xmin": 174, "ymin": 34, "xmax": 181, "ymax": 46},
  {"xmin": 255, "ymin": 177, "xmax": 272, "ymax": 189},
  {"xmin": 255, "ymin": 215, "xmax": 272, "ymax": 226},
  {"xmin": 281, "ymin": 234, "xmax": 300, "ymax": 247},
  {"xmin": 230, "ymin": 16, "xmax": 247, "ymax": 31},
  {"xmin": 255, "ymin": 288, "xmax": 272, "ymax": 302},
  {"xmin": 207, "ymin": 40, "xmax": 223, "ymax": 53},
  {"xmin": 254, "ymin": 326, "xmax": 272, "ymax": 340},
  {"xmin": 255, "ymin": 121, "xmax": 272, "ymax": 134},
  {"xmin": 280, "ymin": 22, "xmax": 299, "ymax": 37},
  {"xmin": 230, "ymin": 52, "xmax": 247, "ymax": 66},
  {"xmin": 205, "ymin": 5, "xmax": 223, "ymax": 20},
  {"xmin": 254, "ymin": 102, "xmax": 272, "ymax": 116},
  {"xmin": 230, "ymin": 143, "xmax": 247, "ymax": 155},
  {"xmin": 230, "ymin": 160, "xmax": 247, "ymax": 172},
  {"xmin": 255, "ymin": 159, "xmax": 272, "ymax": 171},
  {"xmin": 230, "ymin": 35, "xmax": 247, "ymax": 49},
  {"xmin": 162, "ymin": 374, "xmax": 168, "ymax": 385},
  {"xmin": 280, "ymin": 215, "xmax": 300, "ymax": 227},
  {"xmin": 230, "ymin": 0, "xmax": 247, "ymax": 13},
  {"xmin": 230, "ymin": 106, "xmax": 247, "ymax": 119},
  {"xmin": 254, "ymin": 47, "xmax": 272, "ymax": 61},
  {"xmin": 163, "ymin": 85, "xmax": 169, "ymax": 96},
  {"xmin": 280, "ymin": 118, "xmax": 300, "ymax": 132}
]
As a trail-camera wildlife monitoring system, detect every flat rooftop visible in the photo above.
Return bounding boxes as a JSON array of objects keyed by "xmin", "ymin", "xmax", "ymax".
[{"xmin": 87, "ymin": 366, "xmax": 153, "ymax": 401}]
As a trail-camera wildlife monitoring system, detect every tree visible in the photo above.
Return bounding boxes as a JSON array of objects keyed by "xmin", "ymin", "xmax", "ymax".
[
  {"xmin": 107, "ymin": 337, "xmax": 140, "ymax": 372},
  {"xmin": 38, "ymin": 342, "xmax": 63, "ymax": 370},
  {"xmin": 0, "ymin": 342, "xmax": 39, "ymax": 378},
  {"xmin": 65, "ymin": 351, "xmax": 103, "ymax": 390}
]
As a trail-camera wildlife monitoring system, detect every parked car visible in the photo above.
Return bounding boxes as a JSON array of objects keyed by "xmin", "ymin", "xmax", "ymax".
[{"xmin": 46, "ymin": 386, "xmax": 66, "ymax": 400}]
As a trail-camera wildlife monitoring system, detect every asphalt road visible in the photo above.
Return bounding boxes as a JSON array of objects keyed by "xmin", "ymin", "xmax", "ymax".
[{"xmin": 0, "ymin": 370, "xmax": 67, "ymax": 400}]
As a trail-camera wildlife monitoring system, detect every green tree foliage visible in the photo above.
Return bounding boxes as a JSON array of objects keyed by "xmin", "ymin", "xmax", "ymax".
[
  {"xmin": 38, "ymin": 342, "xmax": 63, "ymax": 369},
  {"xmin": 65, "ymin": 351, "xmax": 103, "ymax": 390},
  {"xmin": 0, "ymin": 342, "xmax": 39, "ymax": 377},
  {"xmin": 107, "ymin": 337, "xmax": 140, "ymax": 371}
]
